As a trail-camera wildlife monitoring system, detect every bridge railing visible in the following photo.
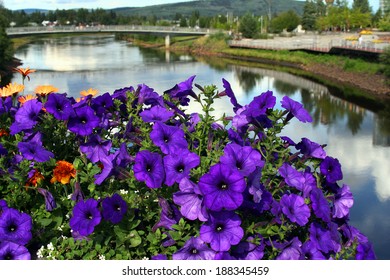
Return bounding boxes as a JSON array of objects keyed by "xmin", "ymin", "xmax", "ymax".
[{"xmin": 6, "ymin": 25, "xmax": 215, "ymax": 36}]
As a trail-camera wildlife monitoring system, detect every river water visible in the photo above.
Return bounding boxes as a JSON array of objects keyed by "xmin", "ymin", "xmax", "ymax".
[{"xmin": 12, "ymin": 34, "xmax": 390, "ymax": 259}]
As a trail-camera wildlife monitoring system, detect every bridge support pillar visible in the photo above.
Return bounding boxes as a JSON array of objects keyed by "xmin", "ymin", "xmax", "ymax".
[{"xmin": 165, "ymin": 34, "xmax": 170, "ymax": 48}]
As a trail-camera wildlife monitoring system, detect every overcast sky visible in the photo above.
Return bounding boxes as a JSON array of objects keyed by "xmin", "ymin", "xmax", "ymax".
[{"xmin": 2, "ymin": 0, "xmax": 380, "ymax": 12}]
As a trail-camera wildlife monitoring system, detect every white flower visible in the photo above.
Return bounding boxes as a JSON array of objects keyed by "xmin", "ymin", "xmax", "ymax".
[
  {"xmin": 47, "ymin": 242, "xmax": 54, "ymax": 251},
  {"xmin": 98, "ymin": 255, "xmax": 106, "ymax": 260},
  {"xmin": 36, "ymin": 246, "xmax": 45, "ymax": 259},
  {"xmin": 142, "ymin": 257, "xmax": 149, "ymax": 260},
  {"xmin": 119, "ymin": 189, "xmax": 128, "ymax": 195}
]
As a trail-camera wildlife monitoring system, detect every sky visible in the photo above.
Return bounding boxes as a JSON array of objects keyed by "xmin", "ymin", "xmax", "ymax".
[{"xmin": 2, "ymin": 0, "xmax": 380, "ymax": 12}]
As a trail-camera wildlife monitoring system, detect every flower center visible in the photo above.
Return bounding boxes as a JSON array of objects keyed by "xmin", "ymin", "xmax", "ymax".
[
  {"xmin": 216, "ymin": 225, "xmax": 224, "ymax": 232},
  {"xmin": 218, "ymin": 181, "xmax": 228, "ymax": 190},
  {"xmin": 86, "ymin": 212, "xmax": 93, "ymax": 220},
  {"xmin": 80, "ymin": 117, "xmax": 87, "ymax": 124},
  {"xmin": 7, "ymin": 223, "xmax": 17, "ymax": 232},
  {"xmin": 191, "ymin": 248, "xmax": 198, "ymax": 254},
  {"xmin": 175, "ymin": 164, "xmax": 185, "ymax": 173},
  {"xmin": 146, "ymin": 164, "xmax": 152, "ymax": 172},
  {"xmin": 4, "ymin": 253, "xmax": 13, "ymax": 260}
]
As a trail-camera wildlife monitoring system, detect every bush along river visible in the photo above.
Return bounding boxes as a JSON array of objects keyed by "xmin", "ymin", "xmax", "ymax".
[{"xmin": 9, "ymin": 34, "xmax": 390, "ymax": 259}]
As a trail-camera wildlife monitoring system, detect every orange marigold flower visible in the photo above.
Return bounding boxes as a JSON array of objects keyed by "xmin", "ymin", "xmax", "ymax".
[
  {"xmin": 25, "ymin": 169, "xmax": 44, "ymax": 188},
  {"xmin": 51, "ymin": 160, "xmax": 76, "ymax": 185},
  {"xmin": 14, "ymin": 67, "xmax": 36, "ymax": 81},
  {"xmin": 35, "ymin": 85, "xmax": 59, "ymax": 96},
  {"xmin": 18, "ymin": 94, "xmax": 37, "ymax": 105},
  {"xmin": 0, "ymin": 83, "xmax": 25, "ymax": 97},
  {"xmin": 80, "ymin": 88, "xmax": 98, "ymax": 97}
]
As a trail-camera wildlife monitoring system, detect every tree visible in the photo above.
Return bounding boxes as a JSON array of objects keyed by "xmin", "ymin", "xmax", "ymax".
[
  {"xmin": 352, "ymin": 0, "xmax": 371, "ymax": 14},
  {"xmin": 238, "ymin": 13, "xmax": 259, "ymax": 38},
  {"xmin": 302, "ymin": 0, "xmax": 317, "ymax": 30},
  {"xmin": 0, "ymin": 7, "xmax": 15, "ymax": 85},
  {"xmin": 270, "ymin": 10, "xmax": 301, "ymax": 33}
]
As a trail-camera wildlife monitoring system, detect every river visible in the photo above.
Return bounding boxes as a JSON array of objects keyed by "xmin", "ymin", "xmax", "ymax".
[{"xmin": 11, "ymin": 34, "xmax": 390, "ymax": 260}]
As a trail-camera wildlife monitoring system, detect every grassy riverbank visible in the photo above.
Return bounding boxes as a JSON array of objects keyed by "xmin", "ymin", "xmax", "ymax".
[{"xmin": 126, "ymin": 33, "xmax": 390, "ymax": 100}]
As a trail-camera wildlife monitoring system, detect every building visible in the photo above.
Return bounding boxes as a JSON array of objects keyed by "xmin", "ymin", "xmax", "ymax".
[{"xmin": 380, "ymin": 0, "xmax": 390, "ymax": 14}]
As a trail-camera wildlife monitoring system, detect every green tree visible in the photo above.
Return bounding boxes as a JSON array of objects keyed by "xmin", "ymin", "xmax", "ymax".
[
  {"xmin": 352, "ymin": 0, "xmax": 371, "ymax": 14},
  {"xmin": 270, "ymin": 10, "xmax": 301, "ymax": 33},
  {"xmin": 0, "ymin": 6, "xmax": 15, "ymax": 85},
  {"xmin": 238, "ymin": 13, "xmax": 259, "ymax": 38},
  {"xmin": 302, "ymin": 0, "xmax": 317, "ymax": 30}
]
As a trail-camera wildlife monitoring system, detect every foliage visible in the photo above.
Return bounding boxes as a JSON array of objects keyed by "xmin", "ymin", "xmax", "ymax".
[
  {"xmin": 0, "ymin": 69, "xmax": 376, "ymax": 260},
  {"xmin": 238, "ymin": 13, "xmax": 259, "ymax": 38},
  {"xmin": 380, "ymin": 46, "xmax": 390, "ymax": 82},
  {"xmin": 378, "ymin": 14, "xmax": 390, "ymax": 31},
  {"xmin": 270, "ymin": 10, "xmax": 301, "ymax": 33}
]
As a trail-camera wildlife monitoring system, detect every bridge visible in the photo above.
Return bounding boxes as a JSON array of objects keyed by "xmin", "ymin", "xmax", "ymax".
[{"xmin": 6, "ymin": 25, "xmax": 214, "ymax": 47}]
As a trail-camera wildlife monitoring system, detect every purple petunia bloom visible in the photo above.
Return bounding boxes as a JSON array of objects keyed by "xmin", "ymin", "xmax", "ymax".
[
  {"xmin": 220, "ymin": 143, "xmax": 264, "ymax": 177},
  {"xmin": 173, "ymin": 237, "xmax": 216, "ymax": 260},
  {"xmin": 45, "ymin": 93, "xmax": 73, "ymax": 120},
  {"xmin": 152, "ymin": 197, "xmax": 182, "ymax": 231},
  {"xmin": 200, "ymin": 211, "xmax": 244, "ymax": 252},
  {"xmin": 0, "ymin": 96, "xmax": 12, "ymax": 115},
  {"xmin": 333, "ymin": 184, "xmax": 353, "ymax": 218},
  {"xmin": 151, "ymin": 254, "xmax": 168, "ymax": 260},
  {"xmin": 91, "ymin": 92, "xmax": 114, "ymax": 117},
  {"xmin": 309, "ymin": 222, "xmax": 336, "ymax": 254},
  {"xmin": 67, "ymin": 105, "xmax": 100, "ymax": 136},
  {"xmin": 140, "ymin": 105, "xmax": 174, "ymax": 123},
  {"xmin": 275, "ymin": 237, "xmax": 303, "ymax": 260},
  {"xmin": 356, "ymin": 242, "xmax": 376, "ymax": 260},
  {"xmin": 10, "ymin": 99, "xmax": 42, "ymax": 135},
  {"xmin": 69, "ymin": 198, "xmax": 101, "ymax": 236},
  {"xmin": 280, "ymin": 194, "xmax": 311, "ymax": 226},
  {"xmin": 173, "ymin": 177, "xmax": 208, "ymax": 221},
  {"xmin": 71, "ymin": 182, "xmax": 85, "ymax": 203},
  {"xmin": 214, "ymin": 251, "xmax": 237, "ymax": 260},
  {"xmin": 0, "ymin": 143, "xmax": 7, "ymax": 156},
  {"xmin": 102, "ymin": 193, "xmax": 128, "ymax": 224},
  {"xmin": 281, "ymin": 96, "xmax": 313, "ymax": 123},
  {"xmin": 198, "ymin": 163, "xmax": 246, "ymax": 211},
  {"xmin": 150, "ymin": 122, "xmax": 188, "ymax": 154},
  {"xmin": 246, "ymin": 90, "xmax": 276, "ymax": 118},
  {"xmin": 37, "ymin": 188, "xmax": 57, "ymax": 212},
  {"xmin": 164, "ymin": 75, "xmax": 197, "ymax": 106},
  {"xmin": 0, "ymin": 241, "xmax": 31, "ymax": 260},
  {"xmin": 163, "ymin": 149, "xmax": 200, "ymax": 186},
  {"xmin": 137, "ymin": 84, "xmax": 164, "ymax": 107},
  {"xmin": 296, "ymin": 138, "xmax": 327, "ymax": 159},
  {"xmin": 301, "ymin": 241, "xmax": 326, "ymax": 260},
  {"xmin": 0, "ymin": 199, "xmax": 8, "ymax": 215},
  {"xmin": 221, "ymin": 78, "xmax": 242, "ymax": 113},
  {"xmin": 133, "ymin": 150, "xmax": 165, "ymax": 189},
  {"xmin": 0, "ymin": 208, "xmax": 32, "ymax": 245},
  {"xmin": 17, "ymin": 132, "xmax": 54, "ymax": 163},
  {"xmin": 234, "ymin": 235, "xmax": 265, "ymax": 260},
  {"xmin": 310, "ymin": 187, "xmax": 331, "ymax": 223},
  {"xmin": 278, "ymin": 163, "xmax": 305, "ymax": 191},
  {"xmin": 320, "ymin": 156, "xmax": 343, "ymax": 183},
  {"xmin": 80, "ymin": 135, "xmax": 112, "ymax": 163}
]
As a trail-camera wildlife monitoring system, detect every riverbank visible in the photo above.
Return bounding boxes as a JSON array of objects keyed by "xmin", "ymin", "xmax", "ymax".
[{"xmin": 126, "ymin": 34, "xmax": 390, "ymax": 101}]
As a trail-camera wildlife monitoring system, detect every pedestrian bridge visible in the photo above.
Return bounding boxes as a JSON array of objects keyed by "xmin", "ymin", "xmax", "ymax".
[{"xmin": 6, "ymin": 25, "xmax": 214, "ymax": 47}]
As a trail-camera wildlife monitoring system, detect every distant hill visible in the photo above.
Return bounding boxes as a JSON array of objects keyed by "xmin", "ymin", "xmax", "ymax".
[
  {"xmin": 112, "ymin": 0, "xmax": 305, "ymax": 18},
  {"xmin": 17, "ymin": 8, "xmax": 49, "ymax": 14}
]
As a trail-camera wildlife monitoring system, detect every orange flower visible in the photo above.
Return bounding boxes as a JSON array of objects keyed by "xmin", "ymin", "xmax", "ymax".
[
  {"xmin": 18, "ymin": 94, "xmax": 37, "ymax": 105},
  {"xmin": 0, "ymin": 128, "xmax": 9, "ymax": 137},
  {"xmin": 14, "ymin": 67, "xmax": 36, "ymax": 81},
  {"xmin": 80, "ymin": 88, "xmax": 98, "ymax": 97},
  {"xmin": 51, "ymin": 160, "xmax": 76, "ymax": 185},
  {"xmin": 35, "ymin": 85, "xmax": 59, "ymax": 96},
  {"xmin": 25, "ymin": 169, "xmax": 44, "ymax": 188},
  {"xmin": 0, "ymin": 83, "xmax": 25, "ymax": 97}
]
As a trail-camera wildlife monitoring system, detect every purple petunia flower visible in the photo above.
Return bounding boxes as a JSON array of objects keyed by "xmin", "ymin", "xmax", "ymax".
[
  {"xmin": 214, "ymin": 251, "xmax": 237, "ymax": 260},
  {"xmin": 71, "ymin": 182, "xmax": 85, "ymax": 203},
  {"xmin": 69, "ymin": 198, "xmax": 101, "ymax": 236},
  {"xmin": 200, "ymin": 211, "xmax": 244, "ymax": 252},
  {"xmin": 164, "ymin": 75, "xmax": 197, "ymax": 106},
  {"xmin": 80, "ymin": 135, "xmax": 112, "ymax": 163},
  {"xmin": 140, "ymin": 105, "xmax": 174, "ymax": 123},
  {"xmin": 333, "ymin": 184, "xmax": 353, "ymax": 218},
  {"xmin": 310, "ymin": 187, "xmax": 331, "ymax": 223},
  {"xmin": 0, "ymin": 208, "xmax": 32, "ymax": 245},
  {"xmin": 0, "ymin": 199, "xmax": 8, "ymax": 215},
  {"xmin": 275, "ymin": 237, "xmax": 303, "ymax": 260},
  {"xmin": 220, "ymin": 143, "xmax": 264, "ymax": 177},
  {"xmin": 152, "ymin": 197, "xmax": 182, "ymax": 231},
  {"xmin": 280, "ymin": 194, "xmax": 311, "ymax": 226},
  {"xmin": 301, "ymin": 241, "xmax": 326, "ymax": 260},
  {"xmin": 0, "ymin": 96, "xmax": 12, "ymax": 115},
  {"xmin": 0, "ymin": 143, "xmax": 7, "ymax": 156},
  {"xmin": 278, "ymin": 163, "xmax": 305, "ymax": 191},
  {"xmin": 150, "ymin": 122, "xmax": 188, "ymax": 154},
  {"xmin": 281, "ymin": 96, "xmax": 313, "ymax": 123},
  {"xmin": 246, "ymin": 90, "xmax": 276, "ymax": 118},
  {"xmin": 221, "ymin": 78, "xmax": 242, "ymax": 113},
  {"xmin": 102, "ymin": 193, "xmax": 128, "ymax": 224},
  {"xmin": 234, "ymin": 235, "xmax": 265, "ymax": 260},
  {"xmin": 151, "ymin": 254, "xmax": 168, "ymax": 260},
  {"xmin": 91, "ymin": 92, "xmax": 114, "ymax": 117},
  {"xmin": 198, "ymin": 163, "xmax": 246, "ymax": 211},
  {"xmin": 173, "ymin": 178, "xmax": 208, "ymax": 221},
  {"xmin": 356, "ymin": 242, "xmax": 376, "ymax": 260},
  {"xmin": 45, "ymin": 93, "xmax": 73, "ymax": 121},
  {"xmin": 173, "ymin": 237, "xmax": 216, "ymax": 260},
  {"xmin": 296, "ymin": 138, "xmax": 327, "ymax": 159},
  {"xmin": 17, "ymin": 132, "xmax": 54, "ymax": 163},
  {"xmin": 309, "ymin": 222, "xmax": 336, "ymax": 254},
  {"xmin": 37, "ymin": 188, "xmax": 57, "ymax": 212},
  {"xmin": 0, "ymin": 241, "xmax": 31, "ymax": 260},
  {"xmin": 10, "ymin": 99, "xmax": 42, "ymax": 135},
  {"xmin": 320, "ymin": 156, "xmax": 343, "ymax": 183},
  {"xmin": 133, "ymin": 150, "xmax": 165, "ymax": 189},
  {"xmin": 137, "ymin": 84, "xmax": 164, "ymax": 107},
  {"xmin": 163, "ymin": 149, "xmax": 200, "ymax": 186},
  {"xmin": 67, "ymin": 105, "xmax": 100, "ymax": 136}
]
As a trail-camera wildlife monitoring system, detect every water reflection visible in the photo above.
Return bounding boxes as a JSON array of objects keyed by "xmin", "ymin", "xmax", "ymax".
[{"xmin": 12, "ymin": 34, "xmax": 390, "ymax": 259}]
